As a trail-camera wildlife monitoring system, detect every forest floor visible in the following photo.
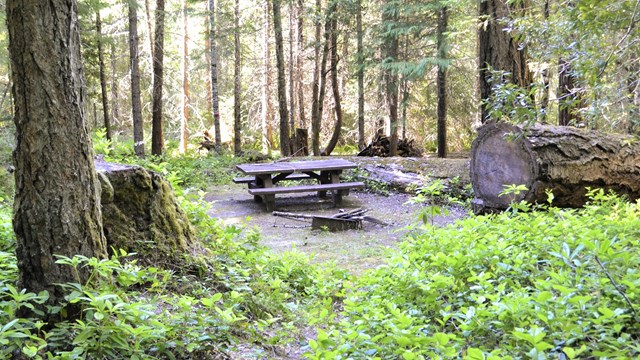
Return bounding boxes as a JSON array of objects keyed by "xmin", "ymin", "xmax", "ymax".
[{"xmin": 204, "ymin": 155, "xmax": 471, "ymax": 275}]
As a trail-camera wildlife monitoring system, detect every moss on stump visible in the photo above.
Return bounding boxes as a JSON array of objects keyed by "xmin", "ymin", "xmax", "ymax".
[{"xmin": 95, "ymin": 160, "xmax": 197, "ymax": 266}]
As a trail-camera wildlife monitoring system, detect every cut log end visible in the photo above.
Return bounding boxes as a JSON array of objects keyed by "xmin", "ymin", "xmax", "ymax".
[{"xmin": 470, "ymin": 122, "xmax": 537, "ymax": 209}]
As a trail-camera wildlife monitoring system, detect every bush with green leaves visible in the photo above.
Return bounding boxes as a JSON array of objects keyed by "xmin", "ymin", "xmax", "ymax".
[{"xmin": 306, "ymin": 190, "xmax": 640, "ymax": 359}]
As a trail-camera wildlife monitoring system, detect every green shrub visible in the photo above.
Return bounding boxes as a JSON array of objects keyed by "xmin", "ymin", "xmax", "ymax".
[{"xmin": 307, "ymin": 191, "xmax": 640, "ymax": 359}]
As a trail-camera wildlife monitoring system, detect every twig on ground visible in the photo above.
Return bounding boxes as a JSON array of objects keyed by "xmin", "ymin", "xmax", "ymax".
[{"xmin": 594, "ymin": 255, "xmax": 637, "ymax": 316}]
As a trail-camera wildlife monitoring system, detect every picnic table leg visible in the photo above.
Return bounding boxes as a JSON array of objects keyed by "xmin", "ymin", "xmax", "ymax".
[
  {"xmin": 264, "ymin": 194, "xmax": 275, "ymax": 211},
  {"xmin": 254, "ymin": 175, "xmax": 273, "ymax": 203}
]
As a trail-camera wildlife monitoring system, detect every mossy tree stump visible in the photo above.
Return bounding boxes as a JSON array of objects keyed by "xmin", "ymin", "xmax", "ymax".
[{"xmin": 96, "ymin": 160, "xmax": 198, "ymax": 266}]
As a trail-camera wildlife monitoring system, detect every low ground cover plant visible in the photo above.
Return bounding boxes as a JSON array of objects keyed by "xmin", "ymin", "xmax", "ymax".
[{"xmin": 306, "ymin": 190, "xmax": 640, "ymax": 359}]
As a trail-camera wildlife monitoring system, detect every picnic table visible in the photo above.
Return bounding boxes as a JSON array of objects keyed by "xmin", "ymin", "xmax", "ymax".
[{"xmin": 235, "ymin": 159, "xmax": 365, "ymax": 211}]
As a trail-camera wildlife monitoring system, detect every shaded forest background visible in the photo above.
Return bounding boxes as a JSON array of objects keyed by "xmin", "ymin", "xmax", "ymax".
[{"xmin": 0, "ymin": 0, "xmax": 638, "ymax": 156}]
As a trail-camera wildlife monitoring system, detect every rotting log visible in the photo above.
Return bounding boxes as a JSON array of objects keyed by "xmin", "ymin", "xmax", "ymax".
[
  {"xmin": 95, "ymin": 160, "xmax": 199, "ymax": 266},
  {"xmin": 470, "ymin": 122, "xmax": 640, "ymax": 214}
]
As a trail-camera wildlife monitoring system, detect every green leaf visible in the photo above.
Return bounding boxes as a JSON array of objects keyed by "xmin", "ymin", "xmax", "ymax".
[{"xmin": 464, "ymin": 348, "xmax": 485, "ymax": 360}]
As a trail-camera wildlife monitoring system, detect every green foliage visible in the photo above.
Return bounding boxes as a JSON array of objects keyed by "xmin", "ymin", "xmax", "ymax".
[
  {"xmin": 307, "ymin": 192, "xmax": 640, "ymax": 359},
  {"xmin": 0, "ymin": 151, "xmax": 348, "ymax": 358}
]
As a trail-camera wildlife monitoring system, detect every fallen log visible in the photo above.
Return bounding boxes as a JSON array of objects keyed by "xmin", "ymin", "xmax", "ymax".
[{"xmin": 470, "ymin": 122, "xmax": 640, "ymax": 213}]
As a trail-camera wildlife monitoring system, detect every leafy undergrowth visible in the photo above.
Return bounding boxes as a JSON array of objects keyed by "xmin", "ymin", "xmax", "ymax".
[
  {"xmin": 2, "ymin": 143, "xmax": 639, "ymax": 359},
  {"xmin": 306, "ymin": 190, "xmax": 640, "ymax": 359},
  {"xmin": 0, "ymin": 149, "xmax": 349, "ymax": 359}
]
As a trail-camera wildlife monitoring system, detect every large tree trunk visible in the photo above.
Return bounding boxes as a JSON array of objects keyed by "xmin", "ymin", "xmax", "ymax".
[
  {"xmin": 129, "ymin": 0, "xmax": 145, "ymax": 156},
  {"xmin": 321, "ymin": 12, "xmax": 341, "ymax": 156},
  {"xmin": 356, "ymin": 0, "xmax": 365, "ymax": 150},
  {"xmin": 470, "ymin": 122, "xmax": 640, "ymax": 213},
  {"xmin": 208, "ymin": 0, "xmax": 222, "ymax": 150},
  {"xmin": 436, "ymin": 6, "xmax": 448, "ymax": 158},
  {"xmin": 179, "ymin": 0, "xmax": 189, "ymax": 154},
  {"xmin": 273, "ymin": 0, "xmax": 291, "ymax": 156},
  {"xmin": 477, "ymin": 0, "xmax": 533, "ymax": 123},
  {"xmin": 96, "ymin": 9, "xmax": 112, "ymax": 141},
  {"xmin": 8, "ymin": 0, "xmax": 107, "ymax": 304},
  {"xmin": 233, "ymin": 0, "xmax": 242, "ymax": 155},
  {"xmin": 151, "ymin": 0, "xmax": 165, "ymax": 155}
]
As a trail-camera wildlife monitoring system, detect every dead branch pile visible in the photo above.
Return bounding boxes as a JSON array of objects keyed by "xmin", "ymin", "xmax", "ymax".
[{"xmin": 357, "ymin": 135, "xmax": 422, "ymax": 157}]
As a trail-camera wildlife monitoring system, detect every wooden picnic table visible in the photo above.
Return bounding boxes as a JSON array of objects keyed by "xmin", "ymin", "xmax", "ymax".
[{"xmin": 235, "ymin": 159, "xmax": 365, "ymax": 211}]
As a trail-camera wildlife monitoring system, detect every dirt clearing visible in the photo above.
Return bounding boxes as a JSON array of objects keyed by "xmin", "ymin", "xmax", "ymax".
[{"xmin": 205, "ymin": 184, "xmax": 467, "ymax": 274}]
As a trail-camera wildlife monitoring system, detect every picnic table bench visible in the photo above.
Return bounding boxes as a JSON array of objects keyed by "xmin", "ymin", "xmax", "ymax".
[{"xmin": 235, "ymin": 159, "xmax": 365, "ymax": 211}]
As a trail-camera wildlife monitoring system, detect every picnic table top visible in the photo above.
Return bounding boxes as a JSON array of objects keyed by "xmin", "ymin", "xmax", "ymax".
[{"xmin": 236, "ymin": 159, "xmax": 357, "ymax": 175}]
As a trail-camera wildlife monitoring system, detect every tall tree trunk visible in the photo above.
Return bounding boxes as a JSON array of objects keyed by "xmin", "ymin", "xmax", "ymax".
[
  {"xmin": 262, "ymin": 0, "xmax": 273, "ymax": 153},
  {"xmin": 96, "ymin": 9, "xmax": 112, "ymax": 141},
  {"xmin": 204, "ymin": 14, "xmax": 213, "ymax": 115},
  {"xmin": 273, "ymin": 0, "xmax": 291, "ymax": 156},
  {"xmin": 145, "ymin": 0, "xmax": 154, "ymax": 61},
  {"xmin": 539, "ymin": 0, "xmax": 551, "ymax": 124},
  {"xmin": 356, "ymin": 0, "xmax": 365, "ymax": 150},
  {"xmin": 208, "ymin": 0, "xmax": 222, "ymax": 150},
  {"xmin": 557, "ymin": 58, "xmax": 582, "ymax": 126},
  {"xmin": 7, "ymin": 0, "xmax": 107, "ymax": 305},
  {"xmin": 129, "ymin": 0, "xmax": 145, "ymax": 156},
  {"xmin": 310, "ymin": 0, "xmax": 323, "ymax": 155},
  {"xmin": 322, "ymin": 11, "xmax": 342, "ymax": 156},
  {"xmin": 383, "ymin": 0, "xmax": 399, "ymax": 156},
  {"xmin": 288, "ymin": 0, "xmax": 296, "ymax": 139},
  {"xmin": 626, "ymin": 58, "xmax": 640, "ymax": 134},
  {"xmin": 437, "ymin": 6, "xmax": 448, "ymax": 158},
  {"xmin": 110, "ymin": 43, "xmax": 120, "ymax": 125},
  {"xmin": 180, "ymin": 0, "xmax": 189, "ymax": 154},
  {"xmin": 151, "ymin": 0, "xmax": 165, "ymax": 155},
  {"xmin": 233, "ymin": 0, "xmax": 242, "ymax": 155},
  {"xmin": 296, "ymin": 0, "xmax": 306, "ymax": 129},
  {"xmin": 477, "ymin": 0, "xmax": 532, "ymax": 123}
]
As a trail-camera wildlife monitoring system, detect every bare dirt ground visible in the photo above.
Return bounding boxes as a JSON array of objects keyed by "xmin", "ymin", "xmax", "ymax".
[{"xmin": 205, "ymin": 183, "xmax": 467, "ymax": 275}]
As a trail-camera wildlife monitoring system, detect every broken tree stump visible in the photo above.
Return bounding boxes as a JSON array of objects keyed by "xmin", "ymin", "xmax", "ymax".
[
  {"xmin": 470, "ymin": 122, "xmax": 640, "ymax": 213},
  {"xmin": 95, "ymin": 160, "xmax": 198, "ymax": 266}
]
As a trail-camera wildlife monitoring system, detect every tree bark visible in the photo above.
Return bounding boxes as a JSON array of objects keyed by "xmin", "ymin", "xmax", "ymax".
[
  {"xmin": 261, "ymin": 0, "xmax": 273, "ymax": 153},
  {"xmin": 110, "ymin": 43, "xmax": 120, "ymax": 125},
  {"xmin": 310, "ymin": 0, "xmax": 323, "ymax": 155},
  {"xmin": 383, "ymin": 0, "xmax": 399, "ymax": 156},
  {"xmin": 288, "ymin": 0, "xmax": 296, "ymax": 140},
  {"xmin": 208, "ymin": 0, "xmax": 222, "ymax": 150},
  {"xmin": 477, "ymin": 0, "xmax": 533, "ymax": 123},
  {"xmin": 539, "ymin": 0, "xmax": 551, "ymax": 124},
  {"xmin": 179, "ymin": 0, "xmax": 189, "ymax": 154},
  {"xmin": 436, "ymin": 6, "xmax": 448, "ymax": 158},
  {"xmin": 233, "ymin": 0, "xmax": 242, "ymax": 155},
  {"xmin": 557, "ymin": 58, "xmax": 582, "ymax": 126},
  {"xmin": 322, "ymin": 12, "xmax": 341, "ymax": 156},
  {"xmin": 8, "ymin": 0, "xmax": 107, "ymax": 304},
  {"xmin": 151, "ymin": 0, "xmax": 165, "ymax": 155},
  {"xmin": 273, "ymin": 0, "xmax": 291, "ymax": 156},
  {"xmin": 145, "ymin": 0, "xmax": 154, "ymax": 57},
  {"xmin": 96, "ymin": 9, "xmax": 112, "ymax": 141},
  {"xmin": 129, "ymin": 0, "xmax": 145, "ymax": 156},
  {"xmin": 356, "ymin": 0, "xmax": 365, "ymax": 150},
  {"xmin": 296, "ymin": 0, "xmax": 306, "ymax": 129},
  {"xmin": 470, "ymin": 121, "xmax": 640, "ymax": 213}
]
